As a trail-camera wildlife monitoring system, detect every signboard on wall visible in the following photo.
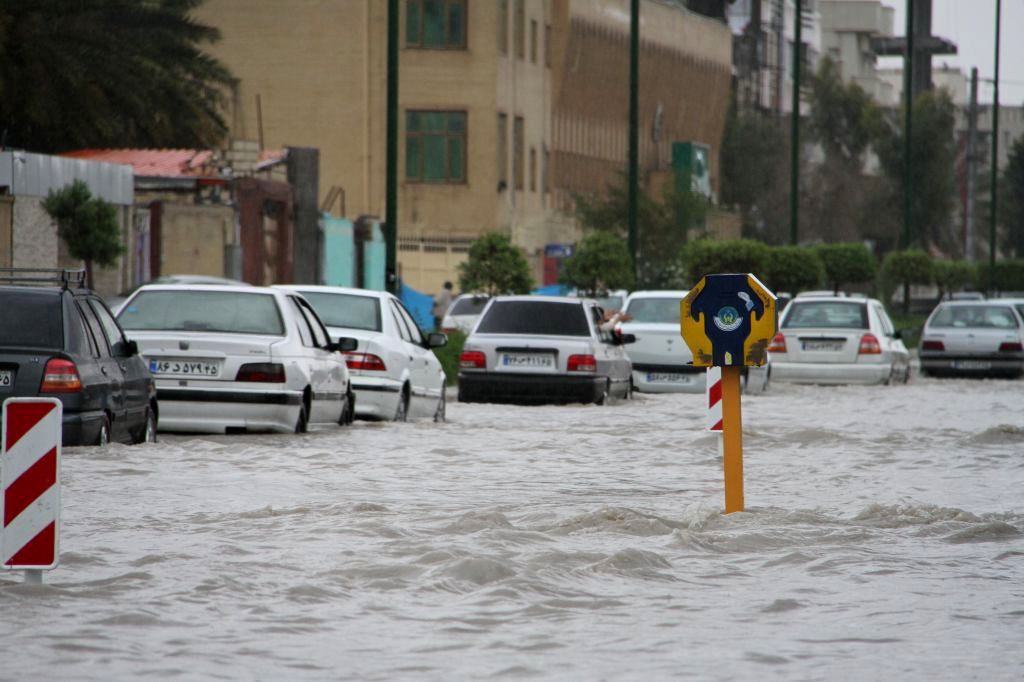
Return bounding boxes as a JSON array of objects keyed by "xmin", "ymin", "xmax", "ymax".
[{"xmin": 671, "ymin": 142, "xmax": 712, "ymax": 199}]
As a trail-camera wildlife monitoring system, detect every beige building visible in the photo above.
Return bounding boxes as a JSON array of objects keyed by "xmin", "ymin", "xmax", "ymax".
[{"xmin": 196, "ymin": 0, "xmax": 732, "ymax": 292}]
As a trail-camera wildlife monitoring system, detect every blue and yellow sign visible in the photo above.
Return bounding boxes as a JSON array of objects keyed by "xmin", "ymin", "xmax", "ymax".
[{"xmin": 680, "ymin": 273, "xmax": 777, "ymax": 367}]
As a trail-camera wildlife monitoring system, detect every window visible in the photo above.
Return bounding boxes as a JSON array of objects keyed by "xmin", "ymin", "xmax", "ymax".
[
  {"xmin": 88, "ymin": 299, "xmax": 129, "ymax": 356},
  {"xmin": 406, "ymin": 0, "xmax": 466, "ymax": 50},
  {"xmin": 289, "ymin": 298, "xmax": 315, "ymax": 347},
  {"xmin": 498, "ymin": 0, "xmax": 508, "ymax": 55},
  {"xmin": 76, "ymin": 302, "xmax": 107, "ymax": 358},
  {"xmin": 624, "ymin": 298, "xmax": 681, "ymax": 324},
  {"xmin": 513, "ymin": 116, "xmax": 524, "ymax": 190},
  {"xmin": 514, "ymin": 0, "xmax": 525, "ymax": 59},
  {"xmin": 406, "ymin": 110, "xmax": 467, "ymax": 183},
  {"xmin": 296, "ymin": 299, "xmax": 330, "ymax": 347},
  {"xmin": 0, "ymin": 292, "xmax": 62, "ymax": 349},
  {"xmin": 782, "ymin": 301, "xmax": 868, "ymax": 330},
  {"xmin": 545, "ymin": 24, "xmax": 551, "ymax": 67},
  {"xmin": 300, "ymin": 292, "xmax": 382, "ymax": 332},
  {"xmin": 117, "ymin": 291, "xmax": 285, "ymax": 336},
  {"xmin": 529, "ymin": 147, "xmax": 536, "ymax": 192},
  {"xmin": 542, "ymin": 147, "xmax": 550, "ymax": 194},
  {"xmin": 389, "ymin": 302, "xmax": 413, "ymax": 342},
  {"xmin": 394, "ymin": 302, "xmax": 425, "ymax": 345},
  {"xmin": 530, "ymin": 19, "xmax": 538, "ymax": 63},
  {"xmin": 476, "ymin": 301, "xmax": 591, "ymax": 336},
  {"xmin": 497, "ymin": 113, "xmax": 508, "ymax": 187}
]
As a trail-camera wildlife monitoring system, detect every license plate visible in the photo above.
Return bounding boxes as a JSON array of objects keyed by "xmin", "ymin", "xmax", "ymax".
[
  {"xmin": 149, "ymin": 359, "xmax": 221, "ymax": 377},
  {"xmin": 953, "ymin": 360, "xmax": 991, "ymax": 370},
  {"xmin": 646, "ymin": 372, "xmax": 694, "ymax": 383},
  {"xmin": 0, "ymin": 370, "xmax": 12, "ymax": 388},
  {"xmin": 803, "ymin": 340, "xmax": 844, "ymax": 352},
  {"xmin": 500, "ymin": 353, "xmax": 554, "ymax": 369}
]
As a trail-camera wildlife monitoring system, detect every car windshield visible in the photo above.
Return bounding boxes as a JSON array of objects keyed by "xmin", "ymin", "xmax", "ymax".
[
  {"xmin": 624, "ymin": 297, "xmax": 681, "ymax": 323},
  {"xmin": 300, "ymin": 292, "xmax": 382, "ymax": 331},
  {"xmin": 117, "ymin": 290, "xmax": 285, "ymax": 335},
  {"xmin": 929, "ymin": 305, "xmax": 1019, "ymax": 329},
  {"xmin": 475, "ymin": 301, "xmax": 590, "ymax": 336},
  {"xmin": 0, "ymin": 291, "xmax": 63, "ymax": 348},
  {"xmin": 783, "ymin": 301, "xmax": 868, "ymax": 329},
  {"xmin": 450, "ymin": 296, "xmax": 490, "ymax": 315}
]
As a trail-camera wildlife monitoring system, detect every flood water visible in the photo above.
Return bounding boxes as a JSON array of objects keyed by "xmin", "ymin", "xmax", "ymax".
[{"xmin": 2, "ymin": 378, "xmax": 1022, "ymax": 680}]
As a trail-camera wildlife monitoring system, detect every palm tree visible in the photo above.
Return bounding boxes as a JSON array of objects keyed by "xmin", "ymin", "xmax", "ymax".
[{"xmin": 0, "ymin": 0, "xmax": 235, "ymax": 152}]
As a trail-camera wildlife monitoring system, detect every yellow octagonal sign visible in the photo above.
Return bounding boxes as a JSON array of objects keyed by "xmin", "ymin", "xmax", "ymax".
[{"xmin": 680, "ymin": 273, "xmax": 777, "ymax": 367}]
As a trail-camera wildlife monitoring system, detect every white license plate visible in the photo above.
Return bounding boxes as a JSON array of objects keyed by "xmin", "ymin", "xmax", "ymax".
[
  {"xmin": 0, "ymin": 370, "xmax": 12, "ymax": 388},
  {"xmin": 803, "ymin": 340, "xmax": 844, "ymax": 352},
  {"xmin": 953, "ymin": 360, "xmax": 991, "ymax": 370},
  {"xmin": 149, "ymin": 359, "xmax": 221, "ymax": 377},
  {"xmin": 646, "ymin": 372, "xmax": 694, "ymax": 383},
  {"xmin": 500, "ymin": 353, "xmax": 554, "ymax": 369}
]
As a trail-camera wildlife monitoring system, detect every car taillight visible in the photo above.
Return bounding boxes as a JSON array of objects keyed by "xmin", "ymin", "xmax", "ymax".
[
  {"xmin": 920, "ymin": 340, "xmax": 945, "ymax": 351},
  {"xmin": 459, "ymin": 351, "xmax": 486, "ymax": 369},
  {"xmin": 567, "ymin": 354, "xmax": 597, "ymax": 372},
  {"xmin": 767, "ymin": 333, "xmax": 787, "ymax": 353},
  {"xmin": 40, "ymin": 358, "xmax": 82, "ymax": 393},
  {"xmin": 235, "ymin": 363, "xmax": 286, "ymax": 382},
  {"xmin": 343, "ymin": 352, "xmax": 387, "ymax": 371},
  {"xmin": 858, "ymin": 334, "xmax": 882, "ymax": 355},
  {"xmin": 999, "ymin": 341, "xmax": 1023, "ymax": 352}
]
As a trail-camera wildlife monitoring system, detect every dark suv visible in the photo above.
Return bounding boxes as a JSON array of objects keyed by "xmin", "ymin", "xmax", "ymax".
[{"xmin": 0, "ymin": 269, "xmax": 157, "ymax": 445}]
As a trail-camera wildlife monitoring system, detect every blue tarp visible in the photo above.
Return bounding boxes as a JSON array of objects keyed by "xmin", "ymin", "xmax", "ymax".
[
  {"xmin": 531, "ymin": 284, "xmax": 574, "ymax": 297},
  {"xmin": 400, "ymin": 282, "xmax": 436, "ymax": 331}
]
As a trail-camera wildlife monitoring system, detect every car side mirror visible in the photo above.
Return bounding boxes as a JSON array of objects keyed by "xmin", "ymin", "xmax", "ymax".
[
  {"xmin": 328, "ymin": 337, "xmax": 359, "ymax": 352},
  {"xmin": 618, "ymin": 333, "xmax": 637, "ymax": 345},
  {"xmin": 427, "ymin": 332, "xmax": 448, "ymax": 349},
  {"xmin": 124, "ymin": 339, "xmax": 139, "ymax": 356},
  {"xmin": 892, "ymin": 329, "xmax": 903, "ymax": 339}
]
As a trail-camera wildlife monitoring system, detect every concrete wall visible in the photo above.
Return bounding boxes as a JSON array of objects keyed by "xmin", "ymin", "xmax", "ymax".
[{"xmin": 157, "ymin": 203, "xmax": 236, "ymax": 277}]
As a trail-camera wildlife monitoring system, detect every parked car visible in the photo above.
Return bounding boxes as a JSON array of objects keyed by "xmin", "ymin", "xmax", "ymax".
[
  {"xmin": 0, "ymin": 268, "xmax": 157, "ymax": 445},
  {"xmin": 592, "ymin": 289, "xmax": 629, "ymax": 313},
  {"xmin": 276, "ymin": 285, "xmax": 448, "ymax": 421},
  {"xmin": 918, "ymin": 300, "xmax": 1024, "ymax": 378},
  {"xmin": 618, "ymin": 290, "xmax": 705, "ymax": 393},
  {"xmin": 440, "ymin": 293, "xmax": 491, "ymax": 334},
  {"xmin": 107, "ymin": 274, "xmax": 244, "ymax": 312},
  {"xmin": 458, "ymin": 296, "xmax": 635, "ymax": 404},
  {"xmin": 764, "ymin": 294, "xmax": 910, "ymax": 385},
  {"xmin": 116, "ymin": 284, "xmax": 354, "ymax": 434}
]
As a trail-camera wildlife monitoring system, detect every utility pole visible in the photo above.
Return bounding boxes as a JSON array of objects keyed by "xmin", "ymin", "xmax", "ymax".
[
  {"xmin": 628, "ymin": 0, "xmax": 639, "ymax": 281},
  {"xmin": 965, "ymin": 68, "xmax": 979, "ymax": 261},
  {"xmin": 989, "ymin": 0, "xmax": 1001, "ymax": 291},
  {"xmin": 385, "ymin": 0, "xmax": 399, "ymax": 294},
  {"xmin": 901, "ymin": 1, "xmax": 914, "ymax": 249},
  {"xmin": 789, "ymin": 0, "xmax": 802, "ymax": 246}
]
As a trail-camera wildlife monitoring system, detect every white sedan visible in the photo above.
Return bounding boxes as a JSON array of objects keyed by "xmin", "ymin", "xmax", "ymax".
[
  {"xmin": 276, "ymin": 286, "xmax": 448, "ymax": 422},
  {"xmin": 117, "ymin": 284, "xmax": 354, "ymax": 434},
  {"xmin": 618, "ymin": 290, "xmax": 704, "ymax": 393}
]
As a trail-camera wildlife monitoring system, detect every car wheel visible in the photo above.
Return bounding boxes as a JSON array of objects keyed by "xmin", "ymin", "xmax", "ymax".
[
  {"xmin": 295, "ymin": 402, "xmax": 309, "ymax": 434},
  {"xmin": 394, "ymin": 387, "xmax": 409, "ymax": 422},
  {"xmin": 141, "ymin": 409, "xmax": 158, "ymax": 444},
  {"xmin": 339, "ymin": 388, "xmax": 355, "ymax": 426},
  {"xmin": 902, "ymin": 364, "xmax": 912, "ymax": 384},
  {"xmin": 434, "ymin": 389, "xmax": 446, "ymax": 423},
  {"xmin": 96, "ymin": 417, "xmax": 111, "ymax": 447},
  {"xmin": 595, "ymin": 380, "xmax": 610, "ymax": 406}
]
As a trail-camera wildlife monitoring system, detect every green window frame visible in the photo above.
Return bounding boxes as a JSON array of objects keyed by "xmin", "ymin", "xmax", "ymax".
[
  {"xmin": 406, "ymin": 0, "xmax": 467, "ymax": 50},
  {"xmin": 406, "ymin": 110, "xmax": 468, "ymax": 184}
]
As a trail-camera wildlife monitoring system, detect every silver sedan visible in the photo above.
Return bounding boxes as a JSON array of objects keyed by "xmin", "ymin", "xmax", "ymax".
[{"xmin": 919, "ymin": 301, "xmax": 1024, "ymax": 378}]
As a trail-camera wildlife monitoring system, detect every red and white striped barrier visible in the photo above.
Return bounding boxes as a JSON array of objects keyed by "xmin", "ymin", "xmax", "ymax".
[
  {"xmin": 706, "ymin": 367, "xmax": 723, "ymax": 432},
  {"xmin": 2, "ymin": 398, "xmax": 62, "ymax": 573}
]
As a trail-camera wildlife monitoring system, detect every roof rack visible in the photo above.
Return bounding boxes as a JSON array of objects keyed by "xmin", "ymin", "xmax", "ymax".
[{"xmin": 0, "ymin": 268, "xmax": 88, "ymax": 289}]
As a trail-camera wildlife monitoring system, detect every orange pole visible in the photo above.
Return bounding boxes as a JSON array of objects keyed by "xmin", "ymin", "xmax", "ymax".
[{"xmin": 721, "ymin": 365, "xmax": 744, "ymax": 513}]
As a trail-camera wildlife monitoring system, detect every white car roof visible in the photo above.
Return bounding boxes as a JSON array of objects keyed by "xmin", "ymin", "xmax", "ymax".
[
  {"xmin": 626, "ymin": 290, "xmax": 688, "ymax": 299},
  {"xmin": 498, "ymin": 295, "xmax": 586, "ymax": 304},
  {"xmin": 274, "ymin": 284, "xmax": 391, "ymax": 300},
  {"xmin": 133, "ymin": 283, "xmax": 273, "ymax": 294}
]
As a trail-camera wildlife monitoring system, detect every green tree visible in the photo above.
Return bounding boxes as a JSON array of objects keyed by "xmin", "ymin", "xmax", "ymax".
[
  {"xmin": 681, "ymin": 239, "xmax": 771, "ymax": 285},
  {"xmin": 0, "ymin": 0, "xmax": 234, "ymax": 152},
  {"xmin": 880, "ymin": 249, "xmax": 933, "ymax": 314},
  {"xmin": 457, "ymin": 233, "xmax": 533, "ymax": 296},
  {"xmin": 932, "ymin": 260, "xmax": 977, "ymax": 300},
  {"xmin": 561, "ymin": 232, "xmax": 635, "ymax": 296},
  {"xmin": 573, "ymin": 174, "xmax": 707, "ymax": 289},
  {"xmin": 875, "ymin": 90, "xmax": 958, "ymax": 254},
  {"xmin": 807, "ymin": 58, "xmax": 881, "ymax": 166},
  {"xmin": 1000, "ymin": 134, "xmax": 1024, "ymax": 258},
  {"xmin": 764, "ymin": 245, "xmax": 824, "ymax": 294},
  {"xmin": 814, "ymin": 242, "xmax": 875, "ymax": 294},
  {"xmin": 977, "ymin": 259, "xmax": 1024, "ymax": 294},
  {"xmin": 42, "ymin": 180, "xmax": 123, "ymax": 288}
]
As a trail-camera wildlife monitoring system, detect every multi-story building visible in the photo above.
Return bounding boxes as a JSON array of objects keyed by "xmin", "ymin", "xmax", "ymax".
[
  {"xmin": 818, "ymin": 0, "xmax": 894, "ymax": 103},
  {"xmin": 195, "ymin": 0, "xmax": 732, "ymax": 292}
]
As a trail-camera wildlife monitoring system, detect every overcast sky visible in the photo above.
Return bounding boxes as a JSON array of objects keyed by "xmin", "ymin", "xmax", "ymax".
[{"xmin": 880, "ymin": 1, "xmax": 1024, "ymax": 105}]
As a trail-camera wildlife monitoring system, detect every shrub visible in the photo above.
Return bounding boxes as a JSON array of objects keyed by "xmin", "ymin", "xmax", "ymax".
[
  {"xmin": 561, "ymin": 231, "xmax": 635, "ymax": 295},
  {"xmin": 457, "ymin": 233, "xmax": 533, "ymax": 296},
  {"xmin": 932, "ymin": 260, "xmax": 977, "ymax": 299},
  {"xmin": 814, "ymin": 242, "xmax": 875, "ymax": 294},
  {"xmin": 976, "ymin": 259, "xmax": 1024, "ymax": 293},
  {"xmin": 681, "ymin": 239, "xmax": 771, "ymax": 285},
  {"xmin": 880, "ymin": 249, "xmax": 933, "ymax": 313},
  {"xmin": 432, "ymin": 328, "xmax": 467, "ymax": 386},
  {"xmin": 764, "ymin": 245, "xmax": 824, "ymax": 294}
]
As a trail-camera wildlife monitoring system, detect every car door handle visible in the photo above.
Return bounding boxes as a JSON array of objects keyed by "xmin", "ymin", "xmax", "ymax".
[{"xmin": 101, "ymin": 366, "xmax": 108, "ymax": 375}]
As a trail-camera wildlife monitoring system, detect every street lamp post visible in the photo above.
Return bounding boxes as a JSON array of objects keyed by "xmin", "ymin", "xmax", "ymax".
[{"xmin": 989, "ymin": 0, "xmax": 1001, "ymax": 292}]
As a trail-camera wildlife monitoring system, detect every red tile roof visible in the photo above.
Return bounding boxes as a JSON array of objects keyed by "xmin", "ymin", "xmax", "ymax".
[{"xmin": 62, "ymin": 148, "xmax": 287, "ymax": 178}]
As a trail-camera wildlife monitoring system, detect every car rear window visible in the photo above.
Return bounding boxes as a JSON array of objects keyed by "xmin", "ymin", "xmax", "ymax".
[
  {"xmin": 0, "ymin": 291, "xmax": 63, "ymax": 348},
  {"xmin": 117, "ymin": 290, "xmax": 285, "ymax": 335},
  {"xmin": 299, "ymin": 292, "xmax": 382, "ymax": 331},
  {"xmin": 929, "ymin": 305, "xmax": 1019, "ymax": 329},
  {"xmin": 450, "ymin": 296, "xmax": 490, "ymax": 315},
  {"xmin": 475, "ymin": 300, "xmax": 590, "ymax": 336},
  {"xmin": 782, "ymin": 301, "xmax": 868, "ymax": 329},
  {"xmin": 594, "ymin": 295, "xmax": 624, "ymax": 311},
  {"xmin": 624, "ymin": 297, "xmax": 681, "ymax": 323}
]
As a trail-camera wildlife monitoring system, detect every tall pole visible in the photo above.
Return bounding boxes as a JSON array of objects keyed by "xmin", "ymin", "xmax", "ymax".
[
  {"xmin": 989, "ymin": 0, "xmax": 1001, "ymax": 291},
  {"xmin": 965, "ymin": 68, "xmax": 979, "ymax": 261},
  {"xmin": 385, "ymin": 0, "xmax": 399, "ymax": 294},
  {"xmin": 628, "ymin": 0, "xmax": 639, "ymax": 281},
  {"xmin": 902, "ymin": 1, "xmax": 914, "ymax": 249},
  {"xmin": 789, "ymin": 0, "xmax": 802, "ymax": 245}
]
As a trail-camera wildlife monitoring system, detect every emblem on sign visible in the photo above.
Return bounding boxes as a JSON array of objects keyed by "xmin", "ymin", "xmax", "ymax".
[{"xmin": 713, "ymin": 306, "xmax": 742, "ymax": 332}]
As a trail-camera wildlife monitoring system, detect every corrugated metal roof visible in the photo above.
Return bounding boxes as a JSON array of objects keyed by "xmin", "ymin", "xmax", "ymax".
[{"xmin": 0, "ymin": 151, "xmax": 133, "ymax": 204}]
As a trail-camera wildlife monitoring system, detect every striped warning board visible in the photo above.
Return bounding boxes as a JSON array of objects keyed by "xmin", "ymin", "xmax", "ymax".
[
  {"xmin": 706, "ymin": 366, "xmax": 722, "ymax": 432},
  {"xmin": 1, "ymin": 398, "xmax": 62, "ymax": 570}
]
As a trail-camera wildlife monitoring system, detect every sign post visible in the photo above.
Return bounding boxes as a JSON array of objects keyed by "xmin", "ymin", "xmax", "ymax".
[
  {"xmin": 1, "ymin": 398, "xmax": 62, "ymax": 583},
  {"xmin": 681, "ymin": 274, "xmax": 776, "ymax": 513}
]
